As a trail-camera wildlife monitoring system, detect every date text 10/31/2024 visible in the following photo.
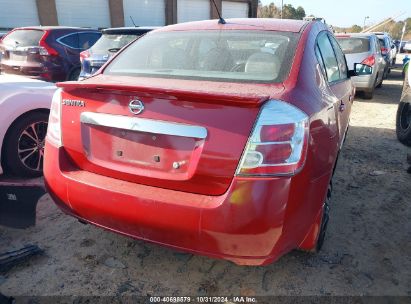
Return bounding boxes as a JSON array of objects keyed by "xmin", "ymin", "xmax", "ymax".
[{"xmin": 149, "ymin": 296, "xmax": 257, "ymax": 303}]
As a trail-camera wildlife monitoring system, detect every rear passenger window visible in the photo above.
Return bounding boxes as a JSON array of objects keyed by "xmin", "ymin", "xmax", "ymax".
[
  {"xmin": 329, "ymin": 35, "xmax": 348, "ymax": 79},
  {"xmin": 79, "ymin": 32, "xmax": 101, "ymax": 50},
  {"xmin": 315, "ymin": 44, "xmax": 327, "ymax": 78},
  {"xmin": 317, "ymin": 32, "xmax": 340, "ymax": 83},
  {"xmin": 59, "ymin": 33, "xmax": 79, "ymax": 49}
]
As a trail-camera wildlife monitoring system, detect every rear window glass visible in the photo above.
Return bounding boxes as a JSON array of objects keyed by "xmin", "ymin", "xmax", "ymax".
[
  {"xmin": 91, "ymin": 34, "xmax": 139, "ymax": 53},
  {"xmin": 79, "ymin": 32, "xmax": 101, "ymax": 50},
  {"xmin": 378, "ymin": 38, "xmax": 388, "ymax": 47},
  {"xmin": 336, "ymin": 37, "xmax": 370, "ymax": 54},
  {"xmin": 2, "ymin": 30, "xmax": 44, "ymax": 47},
  {"xmin": 59, "ymin": 33, "xmax": 79, "ymax": 48},
  {"xmin": 104, "ymin": 30, "xmax": 299, "ymax": 83}
]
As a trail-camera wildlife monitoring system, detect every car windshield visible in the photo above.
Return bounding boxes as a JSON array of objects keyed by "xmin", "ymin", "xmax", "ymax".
[
  {"xmin": 336, "ymin": 37, "xmax": 370, "ymax": 54},
  {"xmin": 104, "ymin": 30, "xmax": 299, "ymax": 83},
  {"xmin": 1, "ymin": 30, "xmax": 44, "ymax": 47},
  {"xmin": 91, "ymin": 34, "xmax": 139, "ymax": 53}
]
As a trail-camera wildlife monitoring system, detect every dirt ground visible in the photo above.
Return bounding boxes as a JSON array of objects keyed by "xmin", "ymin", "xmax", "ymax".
[{"xmin": 0, "ymin": 61, "xmax": 410, "ymax": 298}]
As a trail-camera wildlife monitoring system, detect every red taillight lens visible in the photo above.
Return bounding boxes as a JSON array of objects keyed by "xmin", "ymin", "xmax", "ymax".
[
  {"xmin": 39, "ymin": 31, "xmax": 58, "ymax": 56},
  {"xmin": 236, "ymin": 100, "xmax": 309, "ymax": 176},
  {"xmin": 80, "ymin": 50, "xmax": 90, "ymax": 63},
  {"xmin": 361, "ymin": 55, "xmax": 375, "ymax": 66},
  {"xmin": 381, "ymin": 47, "xmax": 388, "ymax": 55},
  {"xmin": 260, "ymin": 124, "xmax": 295, "ymax": 142}
]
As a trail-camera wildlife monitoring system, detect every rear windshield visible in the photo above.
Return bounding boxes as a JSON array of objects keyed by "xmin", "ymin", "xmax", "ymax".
[
  {"xmin": 91, "ymin": 34, "xmax": 139, "ymax": 53},
  {"xmin": 336, "ymin": 37, "xmax": 370, "ymax": 54},
  {"xmin": 104, "ymin": 30, "xmax": 299, "ymax": 83},
  {"xmin": 378, "ymin": 38, "xmax": 388, "ymax": 47},
  {"xmin": 2, "ymin": 30, "xmax": 44, "ymax": 47}
]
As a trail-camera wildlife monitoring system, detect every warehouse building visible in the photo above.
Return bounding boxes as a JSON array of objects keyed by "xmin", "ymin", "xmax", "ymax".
[{"xmin": 0, "ymin": 0, "xmax": 258, "ymax": 29}]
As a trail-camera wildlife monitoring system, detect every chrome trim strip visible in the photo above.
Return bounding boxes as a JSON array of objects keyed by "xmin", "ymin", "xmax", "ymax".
[{"xmin": 80, "ymin": 112, "xmax": 207, "ymax": 139}]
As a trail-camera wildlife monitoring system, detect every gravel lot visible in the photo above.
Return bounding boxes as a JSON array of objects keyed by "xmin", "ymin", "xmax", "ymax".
[{"xmin": 0, "ymin": 62, "xmax": 410, "ymax": 298}]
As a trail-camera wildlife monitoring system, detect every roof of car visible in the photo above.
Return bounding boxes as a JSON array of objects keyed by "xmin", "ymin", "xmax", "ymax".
[
  {"xmin": 155, "ymin": 18, "xmax": 309, "ymax": 33},
  {"xmin": 102, "ymin": 26, "xmax": 159, "ymax": 35},
  {"xmin": 335, "ymin": 33, "xmax": 376, "ymax": 38},
  {"xmin": 15, "ymin": 26, "xmax": 99, "ymax": 31}
]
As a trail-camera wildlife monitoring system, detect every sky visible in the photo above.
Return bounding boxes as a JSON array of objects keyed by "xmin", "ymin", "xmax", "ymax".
[{"xmin": 260, "ymin": 0, "xmax": 410, "ymax": 28}]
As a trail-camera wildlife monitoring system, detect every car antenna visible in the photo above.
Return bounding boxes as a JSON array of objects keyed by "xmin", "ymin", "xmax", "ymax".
[
  {"xmin": 129, "ymin": 16, "xmax": 137, "ymax": 27},
  {"xmin": 210, "ymin": 0, "xmax": 226, "ymax": 24}
]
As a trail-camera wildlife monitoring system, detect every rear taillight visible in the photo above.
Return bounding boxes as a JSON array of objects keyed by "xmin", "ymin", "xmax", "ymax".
[
  {"xmin": 381, "ymin": 47, "xmax": 388, "ymax": 55},
  {"xmin": 361, "ymin": 55, "xmax": 375, "ymax": 66},
  {"xmin": 80, "ymin": 50, "xmax": 90, "ymax": 63},
  {"xmin": 46, "ymin": 89, "xmax": 62, "ymax": 147},
  {"xmin": 39, "ymin": 31, "xmax": 58, "ymax": 56},
  {"xmin": 236, "ymin": 100, "xmax": 309, "ymax": 176}
]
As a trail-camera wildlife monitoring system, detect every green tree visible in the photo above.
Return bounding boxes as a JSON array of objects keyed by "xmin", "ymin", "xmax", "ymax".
[
  {"xmin": 257, "ymin": 1, "xmax": 280, "ymax": 18},
  {"xmin": 389, "ymin": 21, "xmax": 405, "ymax": 39},
  {"xmin": 295, "ymin": 6, "xmax": 306, "ymax": 20},
  {"xmin": 258, "ymin": 2, "xmax": 305, "ymax": 20},
  {"xmin": 349, "ymin": 25, "xmax": 362, "ymax": 33}
]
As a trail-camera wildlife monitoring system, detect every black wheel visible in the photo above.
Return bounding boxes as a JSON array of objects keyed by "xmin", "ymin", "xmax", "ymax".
[
  {"xmin": 383, "ymin": 67, "xmax": 389, "ymax": 79},
  {"xmin": 376, "ymin": 74, "xmax": 383, "ymax": 88},
  {"xmin": 2, "ymin": 112, "xmax": 49, "ymax": 177},
  {"xmin": 68, "ymin": 68, "xmax": 80, "ymax": 81},
  {"xmin": 316, "ymin": 183, "xmax": 331, "ymax": 252},
  {"xmin": 363, "ymin": 88, "xmax": 374, "ymax": 99},
  {"xmin": 396, "ymin": 101, "xmax": 411, "ymax": 146}
]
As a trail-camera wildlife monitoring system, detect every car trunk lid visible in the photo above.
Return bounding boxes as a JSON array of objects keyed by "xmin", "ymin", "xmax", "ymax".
[{"xmin": 58, "ymin": 75, "xmax": 280, "ymax": 195}]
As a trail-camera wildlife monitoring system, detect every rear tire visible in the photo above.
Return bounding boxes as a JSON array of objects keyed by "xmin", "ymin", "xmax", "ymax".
[
  {"xmin": 376, "ymin": 74, "xmax": 383, "ymax": 88},
  {"xmin": 2, "ymin": 111, "xmax": 49, "ymax": 177},
  {"xmin": 363, "ymin": 88, "xmax": 374, "ymax": 99},
  {"xmin": 315, "ymin": 183, "xmax": 331, "ymax": 252},
  {"xmin": 68, "ymin": 68, "xmax": 80, "ymax": 81},
  {"xmin": 396, "ymin": 101, "xmax": 411, "ymax": 146}
]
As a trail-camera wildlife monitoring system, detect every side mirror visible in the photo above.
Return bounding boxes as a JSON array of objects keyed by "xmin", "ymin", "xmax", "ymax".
[{"xmin": 348, "ymin": 63, "xmax": 373, "ymax": 77}]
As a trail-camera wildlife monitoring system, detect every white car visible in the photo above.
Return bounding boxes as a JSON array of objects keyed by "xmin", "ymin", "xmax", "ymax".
[
  {"xmin": 404, "ymin": 41, "xmax": 411, "ymax": 53},
  {"xmin": 0, "ymin": 75, "xmax": 55, "ymax": 177}
]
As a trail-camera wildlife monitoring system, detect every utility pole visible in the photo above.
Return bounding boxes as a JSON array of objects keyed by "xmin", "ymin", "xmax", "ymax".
[
  {"xmin": 281, "ymin": 0, "xmax": 284, "ymax": 19},
  {"xmin": 363, "ymin": 16, "xmax": 369, "ymax": 30}
]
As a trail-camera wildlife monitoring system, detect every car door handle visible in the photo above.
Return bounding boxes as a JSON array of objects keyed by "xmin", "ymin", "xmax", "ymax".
[{"xmin": 339, "ymin": 101, "xmax": 346, "ymax": 112}]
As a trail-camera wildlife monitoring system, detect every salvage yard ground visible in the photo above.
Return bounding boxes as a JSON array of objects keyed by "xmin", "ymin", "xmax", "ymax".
[{"xmin": 0, "ymin": 62, "xmax": 410, "ymax": 297}]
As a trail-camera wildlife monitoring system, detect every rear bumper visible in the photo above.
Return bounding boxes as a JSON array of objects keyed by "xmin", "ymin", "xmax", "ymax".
[
  {"xmin": 44, "ymin": 142, "xmax": 329, "ymax": 265},
  {"xmin": 0, "ymin": 61, "xmax": 65, "ymax": 82},
  {"xmin": 351, "ymin": 74, "xmax": 375, "ymax": 91}
]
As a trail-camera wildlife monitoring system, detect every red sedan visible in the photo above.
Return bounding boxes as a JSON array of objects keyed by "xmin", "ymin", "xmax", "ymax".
[{"xmin": 44, "ymin": 19, "xmax": 368, "ymax": 265}]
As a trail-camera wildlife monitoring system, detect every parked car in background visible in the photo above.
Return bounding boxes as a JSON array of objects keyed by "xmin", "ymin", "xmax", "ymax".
[
  {"xmin": 394, "ymin": 40, "xmax": 400, "ymax": 52},
  {"xmin": 397, "ymin": 60, "xmax": 411, "ymax": 146},
  {"xmin": 79, "ymin": 27, "xmax": 158, "ymax": 80},
  {"xmin": 0, "ymin": 75, "xmax": 55, "ymax": 177},
  {"xmin": 44, "ymin": 19, "xmax": 370, "ymax": 266},
  {"xmin": 374, "ymin": 32, "xmax": 396, "ymax": 66},
  {"xmin": 0, "ymin": 31, "xmax": 9, "ymax": 72},
  {"xmin": 0, "ymin": 27, "xmax": 101, "ymax": 82},
  {"xmin": 404, "ymin": 41, "xmax": 411, "ymax": 53},
  {"xmin": 399, "ymin": 41, "xmax": 407, "ymax": 53},
  {"xmin": 336, "ymin": 33, "xmax": 386, "ymax": 99}
]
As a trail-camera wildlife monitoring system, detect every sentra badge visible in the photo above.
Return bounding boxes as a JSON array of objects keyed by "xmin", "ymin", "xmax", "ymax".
[{"xmin": 62, "ymin": 99, "xmax": 86, "ymax": 107}]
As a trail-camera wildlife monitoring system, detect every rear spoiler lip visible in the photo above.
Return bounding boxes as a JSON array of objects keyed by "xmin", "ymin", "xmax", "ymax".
[{"xmin": 56, "ymin": 81, "xmax": 272, "ymax": 107}]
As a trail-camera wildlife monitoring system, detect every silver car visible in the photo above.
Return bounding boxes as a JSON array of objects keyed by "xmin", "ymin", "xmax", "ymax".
[{"xmin": 336, "ymin": 33, "xmax": 386, "ymax": 99}]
